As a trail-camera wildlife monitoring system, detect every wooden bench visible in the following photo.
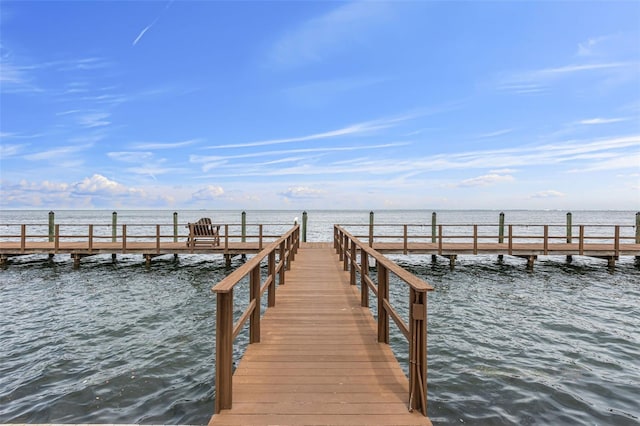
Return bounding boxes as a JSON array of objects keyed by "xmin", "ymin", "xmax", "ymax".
[{"xmin": 186, "ymin": 217, "xmax": 220, "ymax": 247}]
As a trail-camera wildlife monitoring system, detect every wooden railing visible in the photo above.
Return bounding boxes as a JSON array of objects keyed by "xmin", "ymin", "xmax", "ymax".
[
  {"xmin": 211, "ymin": 224, "xmax": 300, "ymax": 413},
  {"xmin": 339, "ymin": 223, "xmax": 639, "ymax": 256},
  {"xmin": 334, "ymin": 225, "xmax": 434, "ymax": 416},
  {"xmin": 0, "ymin": 223, "xmax": 293, "ymax": 254}
]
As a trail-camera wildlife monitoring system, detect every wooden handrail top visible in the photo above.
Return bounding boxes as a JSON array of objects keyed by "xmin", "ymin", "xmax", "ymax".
[
  {"xmin": 336, "ymin": 225, "xmax": 434, "ymax": 292},
  {"xmin": 212, "ymin": 225, "xmax": 298, "ymax": 294},
  {"xmin": 338, "ymin": 222, "xmax": 635, "ymax": 228}
]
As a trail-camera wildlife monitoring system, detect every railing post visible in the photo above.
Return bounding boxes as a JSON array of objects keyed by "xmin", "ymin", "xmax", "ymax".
[
  {"xmin": 614, "ymin": 225, "xmax": 620, "ymax": 257},
  {"xmin": 286, "ymin": 233, "xmax": 292, "ymax": 269},
  {"xmin": 579, "ymin": 225, "xmax": 585, "ymax": 255},
  {"xmin": 259, "ymin": 224, "xmax": 263, "ymax": 250},
  {"xmin": 350, "ymin": 242, "xmax": 356, "ymax": 285},
  {"xmin": 279, "ymin": 240, "xmax": 286, "ymax": 285},
  {"xmin": 156, "ymin": 224, "xmax": 161, "ymax": 253},
  {"xmin": 224, "ymin": 224, "xmax": 229, "ymax": 251},
  {"xmin": 173, "ymin": 212, "xmax": 178, "ymax": 243},
  {"xmin": 334, "ymin": 226, "xmax": 339, "ymax": 252},
  {"xmin": 54, "ymin": 224, "xmax": 60, "ymax": 253},
  {"xmin": 438, "ymin": 225, "xmax": 443, "ymax": 255},
  {"xmin": 566, "ymin": 212, "xmax": 572, "ymax": 243},
  {"xmin": 88, "ymin": 224, "xmax": 93, "ymax": 254},
  {"xmin": 543, "ymin": 225, "xmax": 548, "ymax": 255},
  {"xmin": 338, "ymin": 229, "xmax": 344, "ymax": 261},
  {"xmin": 498, "ymin": 212, "xmax": 504, "ymax": 244},
  {"xmin": 241, "ymin": 211, "xmax": 246, "ymax": 243},
  {"xmin": 21, "ymin": 224, "xmax": 26, "ymax": 253},
  {"xmin": 508, "ymin": 225, "xmax": 513, "ymax": 255},
  {"xmin": 361, "ymin": 250, "xmax": 369, "ymax": 307},
  {"xmin": 302, "ymin": 211, "xmax": 308, "ymax": 243},
  {"xmin": 122, "ymin": 224, "xmax": 127, "ymax": 253},
  {"xmin": 635, "ymin": 212, "xmax": 640, "ymax": 244},
  {"xmin": 377, "ymin": 263, "xmax": 389, "ymax": 344},
  {"xmin": 48, "ymin": 211, "xmax": 55, "ymax": 242},
  {"xmin": 409, "ymin": 288, "xmax": 427, "ymax": 416},
  {"xmin": 473, "ymin": 224, "xmax": 478, "ymax": 254},
  {"xmin": 268, "ymin": 250, "xmax": 276, "ymax": 307},
  {"xmin": 369, "ymin": 211, "xmax": 374, "ymax": 247},
  {"xmin": 343, "ymin": 235, "xmax": 349, "ymax": 271},
  {"xmin": 215, "ymin": 290, "xmax": 233, "ymax": 413},
  {"xmin": 404, "ymin": 224, "xmax": 408, "ymax": 255},
  {"xmin": 250, "ymin": 265, "xmax": 261, "ymax": 343},
  {"xmin": 113, "ymin": 211, "xmax": 118, "ymax": 243}
]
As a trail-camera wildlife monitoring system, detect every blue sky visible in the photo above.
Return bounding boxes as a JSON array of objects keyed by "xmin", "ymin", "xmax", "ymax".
[{"xmin": 1, "ymin": 1, "xmax": 639, "ymax": 210}]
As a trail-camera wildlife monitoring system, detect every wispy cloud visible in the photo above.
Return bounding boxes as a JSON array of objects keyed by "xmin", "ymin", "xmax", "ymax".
[
  {"xmin": 454, "ymin": 173, "xmax": 515, "ymax": 188},
  {"xmin": 132, "ymin": 139, "xmax": 202, "ymax": 150},
  {"xmin": 132, "ymin": 0, "xmax": 174, "ymax": 46},
  {"xmin": 208, "ymin": 115, "xmax": 416, "ymax": 149},
  {"xmin": 23, "ymin": 143, "xmax": 94, "ymax": 161},
  {"xmin": 192, "ymin": 141, "xmax": 410, "ymax": 166},
  {"xmin": 497, "ymin": 61, "xmax": 633, "ymax": 94},
  {"xmin": 476, "ymin": 129, "xmax": 513, "ymax": 139},
  {"xmin": 531, "ymin": 190, "xmax": 565, "ymax": 199},
  {"xmin": 578, "ymin": 117, "xmax": 629, "ymax": 125},
  {"xmin": 77, "ymin": 112, "xmax": 111, "ymax": 128},
  {"xmin": 267, "ymin": 1, "xmax": 392, "ymax": 68}
]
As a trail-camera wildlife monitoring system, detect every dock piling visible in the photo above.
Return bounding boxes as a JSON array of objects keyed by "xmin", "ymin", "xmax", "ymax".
[
  {"xmin": 302, "ymin": 211, "xmax": 308, "ymax": 243},
  {"xmin": 498, "ymin": 212, "xmax": 504, "ymax": 262},
  {"xmin": 566, "ymin": 212, "xmax": 573, "ymax": 263},
  {"xmin": 369, "ymin": 211, "xmax": 374, "ymax": 247},
  {"xmin": 48, "ymin": 211, "xmax": 55, "ymax": 242},
  {"xmin": 241, "ymin": 211, "xmax": 246, "ymax": 243}
]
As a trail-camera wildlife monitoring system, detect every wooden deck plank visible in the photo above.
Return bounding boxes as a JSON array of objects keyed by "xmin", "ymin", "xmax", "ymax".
[{"xmin": 208, "ymin": 244, "xmax": 432, "ymax": 426}]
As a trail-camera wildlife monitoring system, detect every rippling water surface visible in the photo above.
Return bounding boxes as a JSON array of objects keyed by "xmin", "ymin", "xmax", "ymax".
[{"xmin": 1, "ymin": 210, "xmax": 639, "ymax": 425}]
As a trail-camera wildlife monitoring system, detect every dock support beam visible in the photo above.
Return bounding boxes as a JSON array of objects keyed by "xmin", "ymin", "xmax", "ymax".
[
  {"xmin": 0, "ymin": 255, "xmax": 9, "ymax": 268},
  {"xmin": 566, "ymin": 212, "xmax": 573, "ymax": 264},
  {"xmin": 447, "ymin": 255, "xmax": 456, "ymax": 270},
  {"xmin": 71, "ymin": 253, "xmax": 89, "ymax": 269}
]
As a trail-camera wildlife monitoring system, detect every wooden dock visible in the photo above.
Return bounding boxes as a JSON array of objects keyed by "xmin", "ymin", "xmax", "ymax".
[{"xmin": 209, "ymin": 242, "xmax": 431, "ymax": 425}]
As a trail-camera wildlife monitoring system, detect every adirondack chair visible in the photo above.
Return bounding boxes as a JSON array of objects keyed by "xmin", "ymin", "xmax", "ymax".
[{"xmin": 186, "ymin": 217, "xmax": 220, "ymax": 247}]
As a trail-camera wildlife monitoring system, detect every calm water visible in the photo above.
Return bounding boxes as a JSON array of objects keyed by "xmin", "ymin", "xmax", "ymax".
[{"xmin": 0, "ymin": 210, "xmax": 638, "ymax": 425}]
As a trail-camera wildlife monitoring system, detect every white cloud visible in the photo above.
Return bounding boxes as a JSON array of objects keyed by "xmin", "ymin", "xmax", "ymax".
[
  {"xmin": 531, "ymin": 190, "xmax": 565, "ymax": 199},
  {"xmin": 73, "ymin": 174, "xmax": 139, "ymax": 195},
  {"xmin": 192, "ymin": 185, "xmax": 225, "ymax": 200}
]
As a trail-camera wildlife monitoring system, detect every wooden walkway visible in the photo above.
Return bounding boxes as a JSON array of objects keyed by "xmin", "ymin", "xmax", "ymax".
[{"xmin": 209, "ymin": 242, "xmax": 432, "ymax": 426}]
